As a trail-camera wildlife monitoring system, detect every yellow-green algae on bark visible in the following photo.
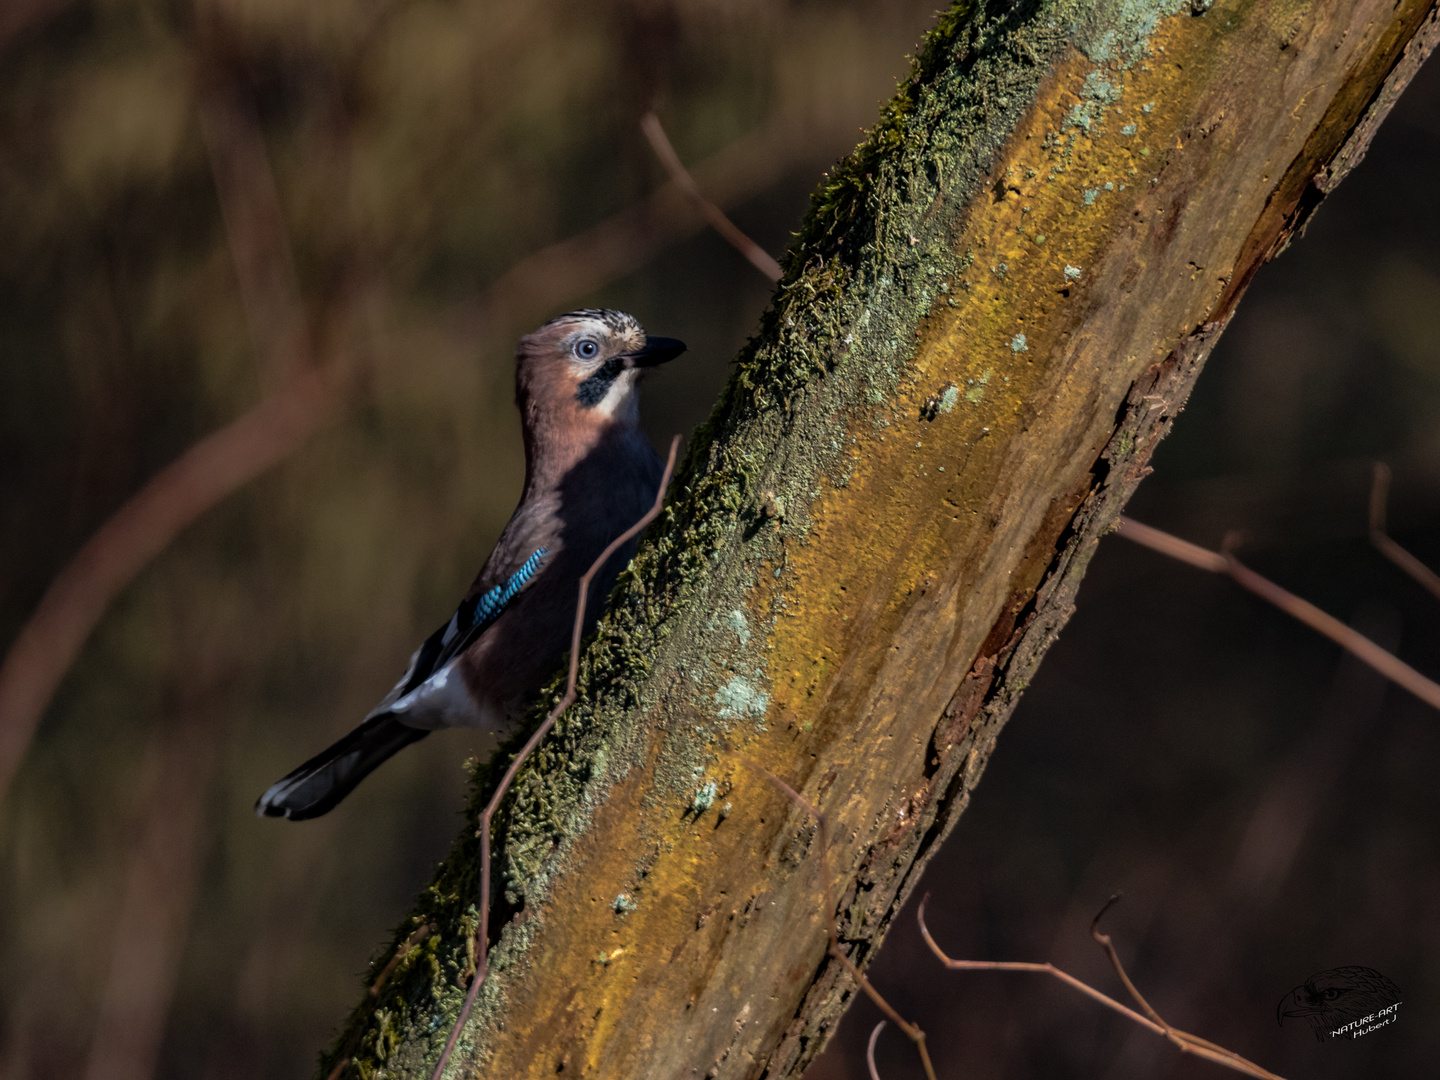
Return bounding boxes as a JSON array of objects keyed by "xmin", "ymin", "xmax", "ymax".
[{"xmin": 323, "ymin": 0, "xmax": 1439, "ymax": 1076}]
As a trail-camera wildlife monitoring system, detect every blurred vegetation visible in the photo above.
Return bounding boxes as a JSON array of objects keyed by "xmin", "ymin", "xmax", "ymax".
[{"xmin": 2, "ymin": 0, "xmax": 1438, "ymax": 1078}]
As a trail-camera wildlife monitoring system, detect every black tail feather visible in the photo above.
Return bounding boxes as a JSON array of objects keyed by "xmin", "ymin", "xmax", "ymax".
[{"xmin": 255, "ymin": 713, "xmax": 430, "ymax": 821}]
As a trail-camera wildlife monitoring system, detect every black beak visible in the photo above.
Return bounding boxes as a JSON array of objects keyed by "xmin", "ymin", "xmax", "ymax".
[{"xmin": 622, "ymin": 336, "xmax": 687, "ymax": 368}]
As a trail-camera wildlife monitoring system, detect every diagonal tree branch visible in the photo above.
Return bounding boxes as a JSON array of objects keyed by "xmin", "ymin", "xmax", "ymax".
[{"xmin": 318, "ymin": 2, "xmax": 1440, "ymax": 1076}]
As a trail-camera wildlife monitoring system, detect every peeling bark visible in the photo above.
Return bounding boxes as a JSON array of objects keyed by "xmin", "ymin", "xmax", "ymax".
[{"xmin": 323, "ymin": 1, "xmax": 1439, "ymax": 1077}]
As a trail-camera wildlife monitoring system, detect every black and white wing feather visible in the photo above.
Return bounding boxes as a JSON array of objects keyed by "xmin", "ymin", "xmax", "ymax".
[
  {"xmin": 372, "ymin": 546, "xmax": 548, "ymax": 720},
  {"xmin": 255, "ymin": 547, "xmax": 547, "ymax": 820}
]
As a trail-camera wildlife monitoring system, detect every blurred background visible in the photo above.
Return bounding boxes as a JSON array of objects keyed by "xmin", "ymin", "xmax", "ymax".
[{"xmin": 0, "ymin": 1, "xmax": 1435, "ymax": 1078}]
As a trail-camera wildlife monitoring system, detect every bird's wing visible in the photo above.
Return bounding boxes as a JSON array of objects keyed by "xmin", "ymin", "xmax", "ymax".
[{"xmin": 375, "ymin": 547, "xmax": 548, "ymax": 713}]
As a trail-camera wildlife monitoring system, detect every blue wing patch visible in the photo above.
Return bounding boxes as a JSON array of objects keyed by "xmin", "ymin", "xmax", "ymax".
[
  {"xmin": 394, "ymin": 547, "xmax": 547, "ymax": 701},
  {"xmin": 472, "ymin": 546, "xmax": 546, "ymax": 628}
]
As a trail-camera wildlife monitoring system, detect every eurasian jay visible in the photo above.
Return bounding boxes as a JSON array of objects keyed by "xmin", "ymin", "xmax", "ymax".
[{"xmin": 256, "ymin": 309, "xmax": 684, "ymax": 820}]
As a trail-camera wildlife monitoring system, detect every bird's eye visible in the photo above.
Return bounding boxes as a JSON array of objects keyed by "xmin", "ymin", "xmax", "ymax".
[{"xmin": 574, "ymin": 339, "xmax": 600, "ymax": 360}]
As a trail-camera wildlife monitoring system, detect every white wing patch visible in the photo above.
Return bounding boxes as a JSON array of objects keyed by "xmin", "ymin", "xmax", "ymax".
[
  {"xmin": 364, "ymin": 547, "xmax": 548, "ymax": 731},
  {"xmin": 382, "ymin": 660, "xmax": 484, "ymax": 730}
]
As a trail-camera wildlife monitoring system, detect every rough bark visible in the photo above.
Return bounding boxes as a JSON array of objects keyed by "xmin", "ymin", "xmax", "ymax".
[{"xmin": 324, "ymin": 1, "xmax": 1439, "ymax": 1077}]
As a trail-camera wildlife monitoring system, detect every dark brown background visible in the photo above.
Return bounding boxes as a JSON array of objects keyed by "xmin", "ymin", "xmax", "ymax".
[{"xmin": 1, "ymin": 2, "xmax": 1436, "ymax": 1078}]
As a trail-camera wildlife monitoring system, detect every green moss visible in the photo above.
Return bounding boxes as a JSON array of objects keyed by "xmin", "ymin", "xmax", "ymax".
[
  {"xmin": 321, "ymin": 0, "xmax": 1208, "ymax": 1074},
  {"xmin": 966, "ymin": 369, "xmax": 994, "ymax": 403}
]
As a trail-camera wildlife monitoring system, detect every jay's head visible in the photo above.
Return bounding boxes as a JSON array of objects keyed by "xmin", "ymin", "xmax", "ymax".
[{"xmin": 515, "ymin": 309, "xmax": 685, "ymax": 437}]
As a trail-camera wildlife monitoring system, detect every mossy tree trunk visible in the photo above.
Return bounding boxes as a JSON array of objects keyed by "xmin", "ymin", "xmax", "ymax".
[{"xmin": 326, "ymin": 0, "xmax": 1438, "ymax": 1076}]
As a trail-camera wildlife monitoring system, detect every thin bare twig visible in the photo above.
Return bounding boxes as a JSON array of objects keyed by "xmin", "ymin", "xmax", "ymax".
[
  {"xmin": 866, "ymin": 1021, "xmax": 887, "ymax": 1080},
  {"xmin": 751, "ymin": 765, "xmax": 938, "ymax": 1080},
  {"xmin": 1369, "ymin": 462, "xmax": 1440, "ymax": 602},
  {"xmin": 917, "ymin": 894, "xmax": 1162, "ymax": 1029},
  {"xmin": 1088, "ymin": 897, "xmax": 1286, "ymax": 1077},
  {"xmin": 371, "ymin": 923, "xmax": 434, "ymax": 997},
  {"xmin": 322, "ymin": 921, "xmax": 437, "ymax": 1080},
  {"xmin": 916, "ymin": 895, "xmax": 1286, "ymax": 1080},
  {"xmin": 449, "ymin": 104, "xmax": 853, "ymax": 342},
  {"xmin": 641, "ymin": 112, "xmax": 783, "ymax": 282},
  {"xmin": 1088, "ymin": 894, "xmax": 1165, "ymax": 1027},
  {"xmin": 427, "ymin": 436, "xmax": 680, "ymax": 1080},
  {"xmin": 1115, "ymin": 515, "xmax": 1440, "ymax": 712}
]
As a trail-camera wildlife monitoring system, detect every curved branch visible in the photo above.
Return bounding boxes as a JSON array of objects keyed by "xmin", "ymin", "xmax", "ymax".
[
  {"xmin": 640, "ymin": 112, "xmax": 783, "ymax": 282},
  {"xmin": 1369, "ymin": 462, "xmax": 1440, "ymax": 602},
  {"xmin": 865, "ymin": 1021, "xmax": 886, "ymax": 1080},
  {"xmin": 917, "ymin": 896, "xmax": 1286, "ymax": 1080},
  {"xmin": 0, "ymin": 367, "xmax": 343, "ymax": 799},
  {"xmin": 1116, "ymin": 515, "xmax": 1440, "ymax": 711}
]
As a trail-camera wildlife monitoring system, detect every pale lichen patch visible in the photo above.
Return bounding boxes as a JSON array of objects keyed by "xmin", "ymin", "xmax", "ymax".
[
  {"xmin": 727, "ymin": 610, "xmax": 751, "ymax": 646},
  {"xmin": 715, "ymin": 677, "xmax": 769, "ymax": 721},
  {"xmin": 692, "ymin": 781, "xmax": 719, "ymax": 815}
]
